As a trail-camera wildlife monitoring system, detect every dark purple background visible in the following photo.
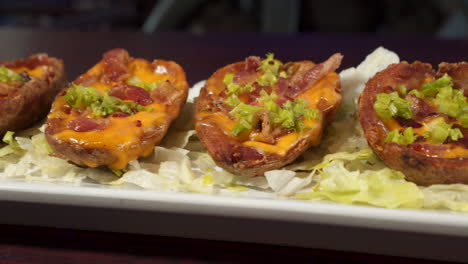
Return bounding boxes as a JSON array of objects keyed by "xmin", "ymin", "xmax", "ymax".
[{"xmin": 0, "ymin": 28, "xmax": 466, "ymax": 85}]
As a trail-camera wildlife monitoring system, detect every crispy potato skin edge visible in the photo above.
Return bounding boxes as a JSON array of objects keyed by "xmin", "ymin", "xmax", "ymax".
[
  {"xmin": 0, "ymin": 55, "xmax": 67, "ymax": 136},
  {"xmin": 358, "ymin": 61, "xmax": 468, "ymax": 186},
  {"xmin": 45, "ymin": 58, "xmax": 189, "ymax": 169},
  {"xmin": 195, "ymin": 61, "xmax": 341, "ymax": 177}
]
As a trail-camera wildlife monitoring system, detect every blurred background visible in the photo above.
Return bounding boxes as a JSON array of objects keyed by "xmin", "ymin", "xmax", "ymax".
[{"xmin": 0, "ymin": 0, "xmax": 466, "ymax": 39}]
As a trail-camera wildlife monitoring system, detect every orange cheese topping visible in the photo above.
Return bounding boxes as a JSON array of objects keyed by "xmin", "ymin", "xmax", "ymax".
[
  {"xmin": 197, "ymin": 72, "xmax": 340, "ymax": 156},
  {"xmin": 381, "ymin": 113, "xmax": 468, "ymax": 158},
  {"xmin": 51, "ymin": 101, "xmax": 166, "ymax": 169},
  {"xmin": 49, "ymin": 57, "xmax": 176, "ymax": 169},
  {"xmin": 11, "ymin": 66, "xmax": 45, "ymax": 78}
]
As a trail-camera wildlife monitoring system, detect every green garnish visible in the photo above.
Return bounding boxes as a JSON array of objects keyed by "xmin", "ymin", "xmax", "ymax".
[
  {"xmin": 408, "ymin": 89, "xmax": 423, "ymax": 98},
  {"xmin": 385, "ymin": 127, "xmax": 417, "ymax": 145},
  {"xmin": 425, "ymin": 117, "xmax": 463, "ymax": 144},
  {"xmin": 398, "ymin": 85, "xmax": 407, "ymax": 96},
  {"xmin": 434, "ymin": 86, "xmax": 466, "ymax": 117},
  {"xmin": 422, "ymin": 73, "xmax": 453, "ymax": 97},
  {"xmin": 374, "ymin": 92, "xmax": 412, "ymax": 120},
  {"xmin": 413, "ymin": 74, "xmax": 468, "ymax": 128},
  {"xmin": 257, "ymin": 53, "xmax": 283, "ymax": 86},
  {"xmin": 225, "ymin": 94, "xmax": 241, "ymax": 107},
  {"xmin": 259, "ymin": 90, "xmax": 318, "ymax": 131},
  {"xmin": 259, "ymin": 90, "xmax": 279, "ymax": 112},
  {"xmin": 279, "ymin": 71, "xmax": 288, "ymax": 78},
  {"xmin": 273, "ymin": 99, "xmax": 318, "ymax": 130},
  {"xmin": 0, "ymin": 66, "xmax": 23, "ymax": 82},
  {"xmin": 223, "ymin": 73, "xmax": 255, "ymax": 95},
  {"xmin": 225, "ymin": 54, "xmax": 317, "ymax": 136},
  {"xmin": 111, "ymin": 169, "xmax": 124, "ymax": 177},
  {"xmin": 127, "ymin": 76, "xmax": 162, "ymax": 91},
  {"xmin": 229, "ymin": 89, "xmax": 319, "ymax": 136},
  {"xmin": 64, "ymin": 83, "xmax": 151, "ymax": 117},
  {"xmin": 229, "ymin": 103, "xmax": 262, "ymax": 136},
  {"xmin": 2, "ymin": 131, "xmax": 20, "ymax": 150}
]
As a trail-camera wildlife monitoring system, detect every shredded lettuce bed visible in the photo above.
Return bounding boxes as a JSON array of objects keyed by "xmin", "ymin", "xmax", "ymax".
[{"xmin": 1, "ymin": 47, "xmax": 468, "ymax": 212}]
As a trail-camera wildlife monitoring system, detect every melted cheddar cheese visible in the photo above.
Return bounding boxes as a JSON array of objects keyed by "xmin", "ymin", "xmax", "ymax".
[
  {"xmin": 11, "ymin": 66, "xmax": 46, "ymax": 78},
  {"xmin": 381, "ymin": 113, "xmax": 468, "ymax": 158},
  {"xmin": 47, "ymin": 53, "xmax": 185, "ymax": 170},
  {"xmin": 196, "ymin": 72, "xmax": 340, "ymax": 156}
]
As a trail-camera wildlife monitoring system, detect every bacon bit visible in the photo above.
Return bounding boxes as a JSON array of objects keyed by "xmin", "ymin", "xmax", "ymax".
[
  {"xmin": 234, "ymin": 69, "xmax": 259, "ymax": 86},
  {"xmin": 405, "ymin": 94, "xmax": 436, "ymax": 121},
  {"xmin": 109, "ymin": 84, "xmax": 153, "ymax": 106},
  {"xmin": 151, "ymin": 81, "xmax": 181, "ymax": 105},
  {"xmin": 1, "ymin": 53, "xmax": 50, "ymax": 69},
  {"xmin": 275, "ymin": 77, "xmax": 288, "ymax": 93},
  {"xmin": 240, "ymin": 83, "xmax": 268, "ymax": 104},
  {"xmin": 110, "ymin": 112, "xmax": 130, "ymax": 118},
  {"xmin": 255, "ymin": 111, "xmax": 275, "ymax": 144},
  {"xmin": 60, "ymin": 104, "xmax": 72, "ymax": 115},
  {"xmin": 44, "ymin": 117, "xmax": 64, "ymax": 135},
  {"xmin": 101, "ymin": 49, "xmax": 131, "ymax": 83},
  {"xmin": 245, "ymin": 56, "xmax": 261, "ymax": 71},
  {"xmin": 284, "ymin": 53, "xmax": 343, "ymax": 97},
  {"xmin": 135, "ymin": 120, "xmax": 142, "ymax": 127},
  {"xmin": 438, "ymin": 62, "xmax": 468, "ymax": 92},
  {"xmin": 410, "ymin": 143, "xmax": 450, "ymax": 156},
  {"xmin": 74, "ymin": 75, "xmax": 98, "ymax": 86},
  {"xmin": 70, "ymin": 107, "xmax": 86, "ymax": 116},
  {"xmin": 67, "ymin": 117, "xmax": 107, "ymax": 132}
]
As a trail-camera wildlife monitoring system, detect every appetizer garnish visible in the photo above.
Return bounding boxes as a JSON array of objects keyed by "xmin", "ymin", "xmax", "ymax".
[
  {"xmin": 45, "ymin": 49, "xmax": 188, "ymax": 170},
  {"xmin": 0, "ymin": 53, "xmax": 66, "ymax": 136},
  {"xmin": 195, "ymin": 53, "xmax": 343, "ymax": 176},
  {"xmin": 359, "ymin": 61, "xmax": 468, "ymax": 185}
]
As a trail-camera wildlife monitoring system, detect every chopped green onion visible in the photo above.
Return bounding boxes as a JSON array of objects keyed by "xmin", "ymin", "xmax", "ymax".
[
  {"xmin": 229, "ymin": 103, "xmax": 262, "ymax": 136},
  {"xmin": 224, "ymin": 94, "xmax": 241, "ymax": 107},
  {"xmin": 223, "ymin": 73, "xmax": 235, "ymax": 86},
  {"xmin": 408, "ymin": 89, "xmax": 423, "ymax": 98},
  {"xmin": 223, "ymin": 73, "xmax": 255, "ymax": 95},
  {"xmin": 279, "ymin": 71, "xmax": 288, "ymax": 78},
  {"xmin": 64, "ymin": 83, "xmax": 151, "ymax": 117},
  {"xmin": 421, "ymin": 73, "xmax": 453, "ymax": 97},
  {"xmin": 434, "ymin": 86, "xmax": 468, "ymax": 118},
  {"xmin": 257, "ymin": 71, "xmax": 277, "ymax": 86},
  {"xmin": 0, "ymin": 66, "xmax": 23, "ymax": 82},
  {"xmin": 385, "ymin": 127, "xmax": 417, "ymax": 145},
  {"xmin": 2, "ymin": 131, "xmax": 20, "ymax": 150},
  {"xmin": 111, "ymin": 169, "xmax": 124, "ymax": 177},
  {"xmin": 398, "ymin": 85, "xmax": 407, "ymax": 96},
  {"xmin": 127, "ymin": 76, "xmax": 161, "ymax": 91},
  {"xmin": 374, "ymin": 92, "xmax": 412, "ymax": 120},
  {"xmin": 257, "ymin": 53, "xmax": 283, "ymax": 86},
  {"xmin": 425, "ymin": 117, "xmax": 463, "ymax": 144}
]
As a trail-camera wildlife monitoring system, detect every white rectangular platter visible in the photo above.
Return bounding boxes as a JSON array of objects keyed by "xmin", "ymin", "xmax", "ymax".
[{"xmin": 0, "ymin": 180, "xmax": 468, "ymax": 263}]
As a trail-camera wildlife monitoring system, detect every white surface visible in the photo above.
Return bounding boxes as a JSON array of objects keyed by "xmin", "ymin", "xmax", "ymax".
[{"xmin": 0, "ymin": 180, "xmax": 467, "ymax": 237}]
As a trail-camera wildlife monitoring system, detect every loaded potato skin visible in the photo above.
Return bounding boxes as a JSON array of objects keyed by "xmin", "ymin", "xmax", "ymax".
[
  {"xmin": 196, "ymin": 54, "xmax": 343, "ymax": 176},
  {"xmin": 358, "ymin": 61, "xmax": 468, "ymax": 186},
  {"xmin": 0, "ymin": 53, "xmax": 66, "ymax": 136},
  {"xmin": 45, "ymin": 49, "xmax": 188, "ymax": 170}
]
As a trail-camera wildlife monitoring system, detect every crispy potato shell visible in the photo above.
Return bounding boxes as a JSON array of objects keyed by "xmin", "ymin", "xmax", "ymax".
[
  {"xmin": 0, "ymin": 54, "xmax": 66, "ymax": 136},
  {"xmin": 45, "ymin": 49, "xmax": 188, "ymax": 170},
  {"xmin": 358, "ymin": 61, "xmax": 468, "ymax": 186},
  {"xmin": 196, "ymin": 56, "xmax": 342, "ymax": 176}
]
